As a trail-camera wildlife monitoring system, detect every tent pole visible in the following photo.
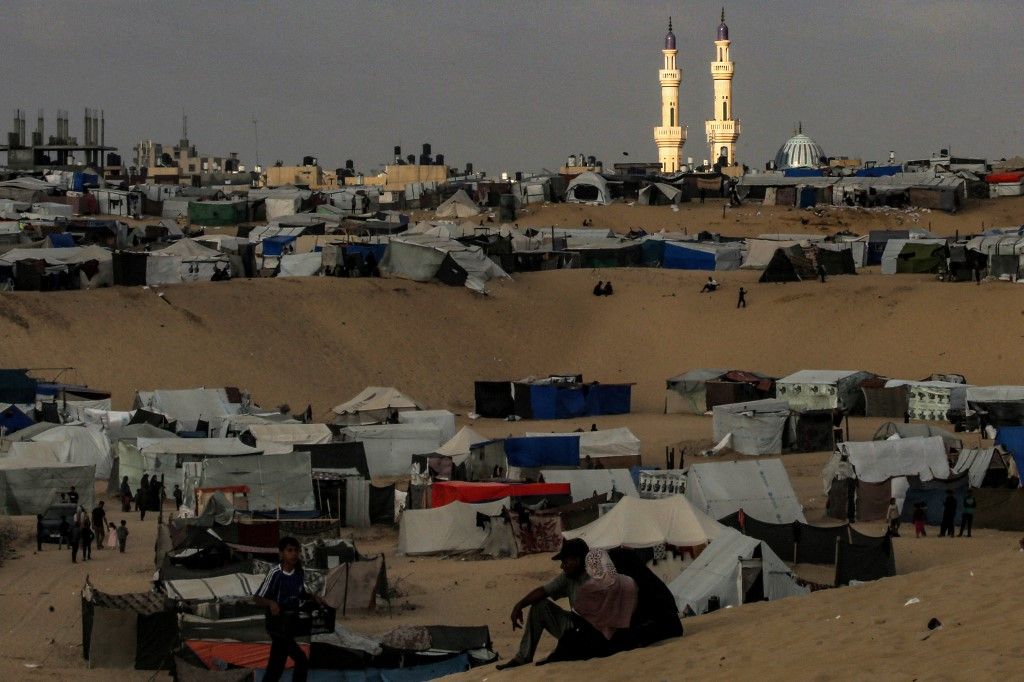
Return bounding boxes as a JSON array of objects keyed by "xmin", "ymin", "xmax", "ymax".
[{"xmin": 337, "ymin": 487, "xmax": 342, "ymax": 523}]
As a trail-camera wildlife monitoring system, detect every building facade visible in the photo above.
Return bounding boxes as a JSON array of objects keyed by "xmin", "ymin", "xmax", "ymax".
[
  {"xmin": 704, "ymin": 10, "xmax": 740, "ymax": 166},
  {"xmin": 653, "ymin": 19, "xmax": 686, "ymax": 173}
]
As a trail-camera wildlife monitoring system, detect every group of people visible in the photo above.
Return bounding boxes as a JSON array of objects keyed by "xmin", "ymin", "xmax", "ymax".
[
  {"xmin": 498, "ymin": 539, "xmax": 682, "ymax": 669},
  {"xmin": 886, "ymin": 489, "xmax": 977, "ymax": 538},
  {"xmin": 592, "ymin": 281, "xmax": 614, "ymax": 297},
  {"xmin": 698, "ymin": 277, "xmax": 747, "ymax": 307},
  {"xmin": 38, "ymin": 497, "xmax": 130, "ymax": 562},
  {"xmin": 118, "ymin": 472, "xmax": 181, "ymax": 520}
]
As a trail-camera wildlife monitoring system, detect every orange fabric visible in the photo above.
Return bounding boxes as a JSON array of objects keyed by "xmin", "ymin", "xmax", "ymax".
[
  {"xmin": 186, "ymin": 640, "xmax": 309, "ymax": 670},
  {"xmin": 431, "ymin": 481, "xmax": 570, "ymax": 507}
]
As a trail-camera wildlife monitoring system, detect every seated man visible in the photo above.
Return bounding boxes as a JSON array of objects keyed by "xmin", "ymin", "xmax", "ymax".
[
  {"xmin": 592, "ymin": 281, "xmax": 604, "ymax": 296},
  {"xmin": 699, "ymin": 276, "xmax": 719, "ymax": 293},
  {"xmin": 498, "ymin": 538, "xmax": 590, "ymax": 670},
  {"xmin": 602, "ymin": 281, "xmax": 614, "ymax": 296}
]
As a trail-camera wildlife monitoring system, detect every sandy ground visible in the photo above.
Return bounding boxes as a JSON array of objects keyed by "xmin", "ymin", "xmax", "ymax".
[{"xmin": 1, "ymin": 197, "xmax": 1024, "ymax": 680}]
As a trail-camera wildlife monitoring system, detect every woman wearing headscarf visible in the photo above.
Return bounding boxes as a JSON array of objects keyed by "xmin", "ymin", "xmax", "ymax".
[{"xmin": 540, "ymin": 549, "xmax": 638, "ymax": 664}]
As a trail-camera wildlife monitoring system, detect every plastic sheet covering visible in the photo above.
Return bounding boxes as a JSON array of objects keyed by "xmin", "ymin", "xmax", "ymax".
[
  {"xmin": 0, "ymin": 457, "xmax": 95, "ymax": 514},
  {"xmin": 200, "ymin": 452, "xmax": 314, "ymax": 512},
  {"xmin": 398, "ymin": 498, "xmax": 510, "ymax": 555},
  {"xmin": 163, "ymin": 573, "xmax": 265, "ymax": 601},
  {"xmin": 541, "ymin": 469, "xmax": 639, "ymax": 502},
  {"xmin": 686, "ymin": 459, "xmax": 806, "ymax": 524},
  {"xmin": 835, "ymin": 534, "xmax": 895, "ymax": 585},
  {"xmin": 836, "ymin": 436, "xmax": 949, "ymax": 483},
  {"xmin": 794, "ymin": 522, "xmax": 848, "ymax": 565},
  {"xmin": 562, "ymin": 496, "xmax": 723, "ymax": 550},
  {"xmin": 712, "ymin": 399, "xmax": 789, "ymax": 455},
  {"xmin": 278, "ymin": 252, "xmax": 322, "ymax": 277}
]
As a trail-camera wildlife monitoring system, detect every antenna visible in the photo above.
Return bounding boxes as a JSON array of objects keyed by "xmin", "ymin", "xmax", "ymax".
[
  {"xmin": 182, "ymin": 109, "xmax": 187, "ymax": 140},
  {"xmin": 252, "ymin": 117, "xmax": 260, "ymax": 167}
]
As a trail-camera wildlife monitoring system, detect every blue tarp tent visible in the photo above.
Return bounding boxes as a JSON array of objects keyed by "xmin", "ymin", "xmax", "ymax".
[
  {"xmin": 504, "ymin": 436, "xmax": 580, "ymax": 468},
  {"xmin": 663, "ymin": 242, "xmax": 715, "ymax": 270},
  {"xmin": 0, "ymin": 369, "xmax": 37, "ymax": 404},
  {"xmin": 47, "ymin": 233, "xmax": 75, "ymax": 247},
  {"xmin": 585, "ymin": 384, "xmax": 632, "ymax": 415},
  {"xmin": 854, "ymin": 166, "xmax": 902, "ymax": 177},
  {"xmin": 0, "ymin": 404, "xmax": 34, "ymax": 434},
  {"xmin": 261, "ymin": 235, "xmax": 297, "ymax": 256},
  {"xmin": 527, "ymin": 383, "xmax": 632, "ymax": 420},
  {"xmin": 996, "ymin": 427, "xmax": 1024, "ymax": 485},
  {"xmin": 346, "ymin": 243, "xmax": 387, "ymax": 262},
  {"xmin": 899, "ymin": 475, "xmax": 969, "ymax": 525},
  {"xmin": 640, "ymin": 239, "xmax": 665, "ymax": 266}
]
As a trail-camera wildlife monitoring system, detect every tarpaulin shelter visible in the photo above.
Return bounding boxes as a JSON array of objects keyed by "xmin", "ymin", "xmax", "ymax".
[
  {"xmin": 814, "ymin": 246, "xmax": 857, "ymax": 275},
  {"xmin": 565, "ymin": 172, "xmax": 611, "ymax": 204},
  {"xmin": 668, "ymin": 526, "xmax": 807, "ymax": 616},
  {"xmin": 473, "ymin": 381, "xmax": 516, "ymax": 418},
  {"xmin": 115, "ymin": 437, "xmax": 259, "ymax": 491},
  {"xmin": 246, "ymin": 423, "xmax": 333, "ymax": 456},
  {"xmin": 398, "ymin": 498, "xmax": 510, "ymax": 555},
  {"xmin": 197, "ymin": 452, "xmax": 315, "ymax": 512},
  {"xmin": 664, "ymin": 369, "xmax": 727, "ymax": 414},
  {"xmin": 397, "ymin": 410, "xmax": 456, "ymax": 444},
  {"xmin": 967, "ymin": 386, "xmax": 1024, "ymax": 428},
  {"xmin": 0, "ymin": 369, "xmax": 37, "ymax": 405},
  {"xmin": 787, "ymin": 408, "xmax": 835, "ymax": 453},
  {"xmin": 880, "ymin": 239, "xmax": 947, "ymax": 274},
  {"xmin": 973, "ymin": 488, "xmax": 1024, "ymax": 531},
  {"xmin": 0, "ymin": 455, "xmax": 94, "ymax": 514},
  {"xmin": 686, "ymin": 459, "xmax": 806, "ymax": 523},
  {"xmin": 331, "ymin": 386, "xmax": 423, "ymax": 426},
  {"xmin": 278, "ymin": 252, "xmax": 322, "ymax": 277},
  {"xmin": 741, "ymin": 239, "xmax": 806, "ymax": 269},
  {"xmin": 995, "ymin": 426, "xmax": 1024, "ymax": 484},
  {"xmin": 887, "ymin": 380, "xmax": 969, "ymax": 421},
  {"xmin": 661, "ymin": 242, "xmax": 742, "ymax": 270},
  {"xmin": 502, "ymin": 435, "xmax": 580, "ymax": 469},
  {"xmin": 187, "ymin": 200, "xmax": 247, "ymax": 226},
  {"xmin": 834, "ymin": 530, "xmax": 896, "ymax": 585},
  {"xmin": 0, "ymin": 404, "xmax": 33, "ymax": 434},
  {"xmin": 513, "ymin": 380, "xmax": 632, "ymax": 420},
  {"xmin": 340, "ymin": 424, "xmax": 443, "ymax": 478},
  {"xmin": 133, "ymin": 388, "xmax": 240, "ymax": 434},
  {"xmin": 562, "ymin": 495, "xmax": 722, "ymax": 549},
  {"xmin": 872, "ymin": 422, "xmax": 962, "ymax": 453},
  {"xmin": 149, "ymin": 238, "xmax": 229, "ymax": 284},
  {"xmin": 379, "ymin": 235, "xmax": 509, "ymax": 293},
  {"xmin": 540, "ymin": 469, "xmax": 638, "ymax": 502},
  {"xmin": 951, "ymin": 448, "xmax": 1004, "ymax": 488},
  {"xmin": 860, "ymin": 377, "xmax": 909, "ymax": 418},
  {"xmin": 523, "ymin": 427, "xmax": 641, "ymax": 468},
  {"xmin": 777, "ymin": 370, "xmax": 873, "ymax": 413},
  {"xmin": 712, "ymin": 399, "xmax": 790, "ymax": 455},
  {"xmin": 758, "ymin": 246, "xmax": 817, "ymax": 283},
  {"xmin": 433, "ymin": 426, "xmax": 488, "ymax": 465},
  {"xmin": 430, "ymin": 481, "xmax": 570, "ymax": 508},
  {"xmin": 435, "ymin": 190, "xmax": 481, "ymax": 218},
  {"xmin": 81, "ymin": 581, "xmax": 177, "ymax": 670},
  {"xmin": 637, "ymin": 182, "xmax": 682, "ymax": 206},
  {"xmin": 27, "ymin": 423, "xmax": 112, "ymax": 479}
]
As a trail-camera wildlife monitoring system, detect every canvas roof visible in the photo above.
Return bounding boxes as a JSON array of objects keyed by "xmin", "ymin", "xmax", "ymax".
[
  {"xmin": 832, "ymin": 436, "xmax": 949, "ymax": 485},
  {"xmin": 137, "ymin": 437, "xmax": 259, "ymax": 457},
  {"xmin": 685, "ymin": 459, "xmax": 806, "ymax": 524},
  {"xmin": 434, "ymin": 426, "xmax": 489, "ymax": 463},
  {"xmin": 523, "ymin": 427, "xmax": 641, "ymax": 459},
  {"xmin": 341, "ymin": 424, "xmax": 444, "ymax": 478},
  {"xmin": 134, "ymin": 388, "xmax": 239, "ymax": 432},
  {"xmin": 966, "ymin": 386, "xmax": 1024, "ymax": 403},
  {"xmin": 668, "ymin": 526, "xmax": 807, "ymax": 616},
  {"xmin": 0, "ymin": 245, "xmax": 112, "ymax": 266},
  {"xmin": 565, "ymin": 172, "xmax": 611, "ymax": 205},
  {"xmin": 540, "ymin": 469, "xmax": 638, "ymax": 502},
  {"xmin": 246, "ymin": 424, "xmax": 332, "ymax": 455},
  {"xmin": 332, "ymin": 386, "xmax": 423, "ymax": 417},
  {"xmin": 711, "ymin": 399, "xmax": 791, "ymax": 456},
  {"xmin": 561, "ymin": 495, "xmax": 723, "ymax": 549},
  {"xmin": 153, "ymin": 238, "xmax": 226, "ymax": 262},
  {"xmin": 398, "ymin": 498, "xmax": 510, "ymax": 555},
  {"xmin": 29, "ymin": 424, "xmax": 112, "ymax": 480},
  {"xmin": 398, "ymin": 410, "xmax": 456, "ymax": 444},
  {"xmin": 435, "ymin": 190, "xmax": 481, "ymax": 218},
  {"xmin": 199, "ymin": 452, "xmax": 314, "ymax": 512}
]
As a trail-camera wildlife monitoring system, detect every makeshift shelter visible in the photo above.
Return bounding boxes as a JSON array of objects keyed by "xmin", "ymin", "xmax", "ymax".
[
  {"xmin": 473, "ymin": 381, "xmax": 517, "ymax": 418},
  {"xmin": 565, "ymin": 172, "xmax": 611, "ymax": 204},
  {"xmin": 434, "ymin": 426, "xmax": 488, "ymax": 465},
  {"xmin": 0, "ymin": 456, "xmax": 94, "ymax": 514},
  {"xmin": 967, "ymin": 386, "xmax": 1024, "ymax": 428},
  {"xmin": 814, "ymin": 246, "xmax": 857, "ymax": 275},
  {"xmin": 149, "ymin": 239, "xmax": 230, "ymax": 284},
  {"xmin": 116, "ymin": 437, "xmax": 261, "ymax": 492},
  {"xmin": 711, "ymin": 399, "xmax": 790, "ymax": 456},
  {"xmin": 758, "ymin": 246, "xmax": 817, "ymax": 283},
  {"xmin": 898, "ymin": 474, "xmax": 969, "ymax": 525},
  {"xmin": 278, "ymin": 252, "xmax": 322, "ymax": 277},
  {"xmin": 888, "ymin": 380, "xmax": 969, "ymax": 421},
  {"xmin": 668, "ymin": 526, "xmax": 808, "ymax": 616},
  {"xmin": 331, "ymin": 386, "xmax": 423, "ymax": 426},
  {"xmin": 741, "ymin": 239, "xmax": 806, "ymax": 270},
  {"xmin": 787, "ymin": 408, "xmax": 836, "ymax": 453},
  {"xmin": 541, "ymin": 469, "xmax": 638, "ymax": 502},
  {"xmin": 430, "ymin": 481, "xmax": 570, "ymax": 508},
  {"xmin": 340, "ymin": 424, "xmax": 443, "ymax": 478},
  {"xmin": 187, "ymin": 200, "xmax": 247, "ymax": 226},
  {"xmin": 435, "ymin": 190, "xmax": 481, "ymax": 218},
  {"xmin": 379, "ymin": 235, "xmax": 509, "ymax": 293},
  {"xmin": 197, "ymin": 452, "xmax": 315, "ymax": 512},
  {"xmin": 637, "ymin": 182, "xmax": 681, "ymax": 206},
  {"xmin": 686, "ymin": 459, "xmax": 806, "ymax": 524},
  {"xmin": 562, "ymin": 495, "xmax": 722, "ymax": 550},
  {"xmin": 133, "ymin": 388, "xmax": 240, "ymax": 434},
  {"xmin": 705, "ymin": 372, "xmax": 776, "ymax": 412},
  {"xmin": 664, "ymin": 369, "xmax": 727, "ymax": 414},
  {"xmin": 512, "ymin": 379, "xmax": 632, "ymax": 420},
  {"xmin": 834, "ymin": 530, "xmax": 897, "ymax": 585},
  {"xmin": 81, "ymin": 582, "xmax": 176, "ymax": 670},
  {"xmin": 951, "ymin": 448, "xmax": 1005, "ymax": 488},
  {"xmin": 776, "ymin": 370, "xmax": 873, "ymax": 413},
  {"xmin": 245, "ymin": 423, "xmax": 333, "ymax": 456},
  {"xmin": 397, "ymin": 410, "xmax": 456, "ymax": 444},
  {"xmin": 398, "ymin": 498, "xmax": 510, "ymax": 555},
  {"xmin": 522, "ymin": 427, "xmax": 641, "ymax": 469},
  {"xmin": 880, "ymin": 239, "xmax": 947, "ymax": 274},
  {"xmin": 662, "ymin": 242, "xmax": 742, "ymax": 271},
  {"xmin": 27, "ymin": 423, "xmax": 112, "ymax": 479},
  {"xmin": 860, "ymin": 378, "xmax": 909, "ymax": 418}
]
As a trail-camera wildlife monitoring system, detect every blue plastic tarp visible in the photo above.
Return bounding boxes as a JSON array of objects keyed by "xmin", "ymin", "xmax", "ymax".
[
  {"xmin": 899, "ymin": 477, "xmax": 968, "ymax": 525},
  {"xmin": 783, "ymin": 168, "xmax": 824, "ymax": 177},
  {"xmin": 663, "ymin": 242, "xmax": 715, "ymax": 270},
  {"xmin": 528, "ymin": 385, "xmax": 558, "ymax": 420},
  {"xmin": 640, "ymin": 239, "xmax": 665, "ymax": 266},
  {"xmin": 262, "ymin": 235, "xmax": 297, "ymax": 256},
  {"xmin": 585, "ymin": 384, "xmax": 632, "ymax": 415},
  {"xmin": 798, "ymin": 186, "xmax": 817, "ymax": 208},
  {"xmin": 254, "ymin": 653, "xmax": 471, "ymax": 681},
  {"xmin": 504, "ymin": 436, "xmax": 580, "ymax": 468},
  {"xmin": 346, "ymin": 243, "xmax": 387, "ymax": 262},
  {"xmin": 48, "ymin": 233, "xmax": 75, "ymax": 247},
  {"xmin": 0, "ymin": 405, "xmax": 34, "ymax": 434},
  {"xmin": 996, "ymin": 427, "xmax": 1024, "ymax": 486},
  {"xmin": 854, "ymin": 166, "xmax": 902, "ymax": 177},
  {"xmin": 555, "ymin": 386, "xmax": 587, "ymax": 418}
]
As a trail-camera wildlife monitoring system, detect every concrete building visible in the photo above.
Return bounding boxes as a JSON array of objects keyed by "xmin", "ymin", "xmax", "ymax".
[
  {"xmin": 265, "ymin": 163, "xmax": 338, "ymax": 190},
  {"xmin": 343, "ymin": 163, "xmax": 448, "ymax": 191},
  {"xmin": 704, "ymin": 10, "xmax": 741, "ymax": 167},
  {"xmin": 0, "ymin": 108, "xmax": 117, "ymax": 172},
  {"xmin": 653, "ymin": 19, "xmax": 686, "ymax": 173},
  {"xmin": 133, "ymin": 137, "xmax": 240, "ymax": 183}
]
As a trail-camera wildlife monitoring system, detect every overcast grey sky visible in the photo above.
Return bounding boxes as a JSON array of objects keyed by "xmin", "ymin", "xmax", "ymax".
[{"xmin": 3, "ymin": 1, "xmax": 1021, "ymax": 175}]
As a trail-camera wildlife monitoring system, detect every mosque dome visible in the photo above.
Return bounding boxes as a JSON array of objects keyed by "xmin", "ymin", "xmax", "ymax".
[
  {"xmin": 774, "ymin": 131, "xmax": 826, "ymax": 169},
  {"xmin": 665, "ymin": 18, "xmax": 676, "ymax": 50}
]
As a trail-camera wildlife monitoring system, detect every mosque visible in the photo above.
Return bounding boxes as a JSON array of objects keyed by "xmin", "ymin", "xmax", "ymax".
[{"xmin": 654, "ymin": 11, "xmax": 740, "ymax": 173}]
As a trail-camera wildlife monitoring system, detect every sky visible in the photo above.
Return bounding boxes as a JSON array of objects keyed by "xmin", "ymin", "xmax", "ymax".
[{"xmin": 2, "ymin": 0, "xmax": 1022, "ymax": 176}]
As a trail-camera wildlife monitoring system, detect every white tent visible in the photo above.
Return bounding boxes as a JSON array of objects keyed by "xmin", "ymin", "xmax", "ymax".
[
  {"xmin": 0, "ymin": 455, "xmax": 95, "ymax": 514},
  {"xmin": 776, "ymin": 370, "xmax": 872, "ymax": 413},
  {"xmin": 540, "ymin": 469, "xmax": 638, "ymax": 502},
  {"xmin": 565, "ymin": 172, "xmax": 611, "ymax": 205},
  {"xmin": 562, "ymin": 496, "xmax": 723, "ymax": 549},
  {"xmin": 434, "ymin": 426, "xmax": 489, "ymax": 465},
  {"xmin": 523, "ymin": 428, "xmax": 641, "ymax": 462},
  {"xmin": 28, "ymin": 424, "xmax": 112, "ymax": 479},
  {"xmin": 331, "ymin": 386, "xmax": 423, "ymax": 426},
  {"xmin": 340, "ymin": 424, "xmax": 444, "ymax": 478},
  {"xmin": 246, "ymin": 424, "xmax": 333, "ymax": 456},
  {"xmin": 888, "ymin": 380, "xmax": 969, "ymax": 421},
  {"xmin": 379, "ymin": 235, "xmax": 509, "ymax": 293},
  {"xmin": 198, "ymin": 452, "xmax": 315, "ymax": 512},
  {"xmin": 435, "ymin": 190, "xmax": 481, "ymax": 218},
  {"xmin": 149, "ymin": 238, "xmax": 230, "ymax": 284},
  {"xmin": 116, "ymin": 437, "xmax": 259, "ymax": 489},
  {"xmin": 134, "ymin": 388, "xmax": 240, "ymax": 433},
  {"xmin": 827, "ymin": 436, "xmax": 949, "ymax": 489},
  {"xmin": 712, "ymin": 399, "xmax": 790, "ymax": 456},
  {"xmin": 278, "ymin": 252, "xmax": 323, "ymax": 277},
  {"xmin": 0, "ymin": 245, "xmax": 113, "ymax": 288},
  {"xmin": 685, "ymin": 459, "xmax": 806, "ymax": 524},
  {"xmin": 637, "ymin": 182, "xmax": 682, "ymax": 205},
  {"xmin": 266, "ymin": 195, "xmax": 303, "ymax": 221},
  {"xmin": 398, "ymin": 410, "xmax": 456, "ymax": 443},
  {"xmin": 668, "ymin": 526, "xmax": 808, "ymax": 616},
  {"xmin": 398, "ymin": 498, "xmax": 509, "ymax": 555}
]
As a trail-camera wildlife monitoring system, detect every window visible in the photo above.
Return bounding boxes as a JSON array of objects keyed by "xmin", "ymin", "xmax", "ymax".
[
  {"xmin": 669, "ymin": 107, "xmax": 675, "ymax": 127},
  {"xmin": 723, "ymin": 101, "xmax": 728, "ymax": 119}
]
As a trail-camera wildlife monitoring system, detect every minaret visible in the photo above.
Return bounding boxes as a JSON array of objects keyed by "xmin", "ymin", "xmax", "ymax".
[
  {"xmin": 654, "ymin": 18, "xmax": 686, "ymax": 173},
  {"xmin": 705, "ymin": 8, "xmax": 741, "ymax": 167}
]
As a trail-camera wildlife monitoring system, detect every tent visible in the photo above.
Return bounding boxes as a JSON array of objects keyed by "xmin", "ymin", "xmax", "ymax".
[
  {"xmin": 758, "ymin": 246, "xmax": 817, "ymax": 283},
  {"xmin": 664, "ymin": 369, "xmax": 727, "ymax": 414},
  {"xmin": 278, "ymin": 252, "xmax": 322, "ymax": 277},
  {"xmin": 513, "ymin": 380, "xmax": 632, "ymax": 420},
  {"xmin": 340, "ymin": 424, "xmax": 444, "ymax": 478},
  {"xmin": 860, "ymin": 378, "xmax": 909, "ymax": 418},
  {"xmin": 661, "ymin": 242, "xmax": 742, "ymax": 271},
  {"xmin": 398, "ymin": 410, "xmax": 456, "ymax": 444},
  {"xmin": 523, "ymin": 427, "xmax": 641, "ymax": 468},
  {"xmin": 0, "ymin": 404, "xmax": 34, "ymax": 434},
  {"xmin": 967, "ymin": 386, "xmax": 1024, "ymax": 428},
  {"xmin": 741, "ymin": 239, "xmax": 806, "ymax": 269},
  {"xmin": 133, "ymin": 388, "xmax": 240, "ymax": 434},
  {"xmin": 149, "ymin": 238, "xmax": 230, "ymax": 284},
  {"xmin": 0, "ymin": 455, "xmax": 94, "ymax": 514},
  {"xmin": 565, "ymin": 172, "xmax": 611, "ymax": 205},
  {"xmin": 637, "ymin": 182, "xmax": 681, "ymax": 206},
  {"xmin": 776, "ymin": 370, "xmax": 873, "ymax": 413},
  {"xmin": 872, "ymin": 422, "xmax": 962, "ymax": 452},
  {"xmin": 81, "ymin": 582, "xmax": 177, "ymax": 670},
  {"xmin": 430, "ymin": 481, "xmax": 570, "ymax": 508},
  {"xmin": 197, "ymin": 452, "xmax": 314, "ymax": 512},
  {"xmin": 397, "ymin": 498, "xmax": 510, "ymax": 555},
  {"xmin": 503, "ymin": 435, "xmax": 580, "ymax": 469},
  {"xmin": 951, "ymin": 448, "xmax": 1004, "ymax": 488},
  {"xmin": 116, "ymin": 437, "xmax": 261, "ymax": 490},
  {"xmin": 435, "ymin": 190, "xmax": 481, "ymax": 218},
  {"xmin": 187, "ymin": 200, "xmax": 247, "ymax": 226},
  {"xmin": 887, "ymin": 380, "xmax": 969, "ymax": 421},
  {"xmin": 379, "ymin": 235, "xmax": 509, "ymax": 293},
  {"xmin": 562, "ymin": 495, "xmax": 722, "ymax": 549},
  {"xmin": 245, "ymin": 423, "xmax": 333, "ymax": 456},
  {"xmin": 668, "ymin": 526, "xmax": 808, "ymax": 616},
  {"xmin": 880, "ymin": 239, "xmax": 947, "ymax": 274},
  {"xmin": 27, "ymin": 423, "xmax": 112, "ymax": 479},
  {"xmin": 712, "ymin": 399, "xmax": 791, "ymax": 456},
  {"xmin": 686, "ymin": 459, "xmax": 806, "ymax": 524},
  {"xmin": 434, "ymin": 426, "xmax": 488, "ymax": 465},
  {"xmin": 814, "ymin": 246, "xmax": 857, "ymax": 275},
  {"xmin": 331, "ymin": 386, "xmax": 423, "ymax": 426},
  {"xmin": 540, "ymin": 469, "xmax": 638, "ymax": 502}
]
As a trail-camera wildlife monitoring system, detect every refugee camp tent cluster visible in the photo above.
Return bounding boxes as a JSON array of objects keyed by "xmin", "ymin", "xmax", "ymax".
[
  {"xmin": 739, "ymin": 171, "xmax": 968, "ymax": 213},
  {"xmin": 473, "ymin": 375, "xmax": 633, "ymax": 420}
]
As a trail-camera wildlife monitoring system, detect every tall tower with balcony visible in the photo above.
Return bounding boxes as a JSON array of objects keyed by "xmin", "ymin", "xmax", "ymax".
[
  {"xmin": 705, "ymin": 9, "xmax": 740, "ymax": 166},
  {"xmin": 654, "ymin": 18, "xmax": 686, "ymax": 173}
]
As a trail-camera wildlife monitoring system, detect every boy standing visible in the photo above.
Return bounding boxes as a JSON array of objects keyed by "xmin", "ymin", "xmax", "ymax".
[
  {"xmin": 252, "ymin": 537, "xmax": 323, "ymax": 682},
  {"xmin": 117, "ymin": 520, "xmax": 129, "ymax": 553},
  {"xmin": 885, "ymin": 498, "xmax": 900, "ymax": 537},
  {"xmin": 80, "ymin": 520, "xmax": 93, "ymax": 561}
]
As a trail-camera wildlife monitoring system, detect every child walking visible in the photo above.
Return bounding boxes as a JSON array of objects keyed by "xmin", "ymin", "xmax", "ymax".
[
  {"xmin": 912, "ymin": 503, "xmax": 927, "ymax": 538},
  {"xmin": 117, "ymin": 520, "xmax": 130, "ymax": 553}
]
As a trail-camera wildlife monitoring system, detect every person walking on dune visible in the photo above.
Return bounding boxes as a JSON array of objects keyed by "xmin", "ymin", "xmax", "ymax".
[
  {"xmin": 913, "ymin": 503, "xmax": 927, "ymax": 538},
  {"xmin": 939, "ymin": 490, "xmax": 957, "ymax": 538},
  {"xmin": 736, "ymin": 287, "xmax": 747, "ymax": 308},
  {"xmin": 959, "ymin": 489, "xmax": 976, "ymax": 537}
]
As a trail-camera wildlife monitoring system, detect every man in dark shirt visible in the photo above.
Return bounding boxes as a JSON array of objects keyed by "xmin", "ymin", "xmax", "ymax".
[
  {"xmin": 67, "ymin": 486, "xmax": 79, "ymax": 504},
  {"xmin": 253, "ymin": 536, "xmax": 323, "ymax": 682},
  {"xmin": 173, "ymin": 484, "xmax": 184, "ymax": 510},
  {"xmin": 959, "ymin": 490, "xmax": 976, "ymax": 537},
  {"xmin": 91, "ymin": 501, "xmax": 107, "ymax": 551},
  {"xmin": 939, "ymin": 490, "xmax": 957, "ymax": 537}
]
